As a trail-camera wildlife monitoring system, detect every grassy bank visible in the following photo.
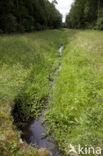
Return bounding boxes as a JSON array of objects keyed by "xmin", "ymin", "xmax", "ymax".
[
  {"xmin": 45, "ymin": 30, "xmax": 103, "ymax": 155},
  {"xmin": 0, "ymin": 30, "xmax": 66, "ymax": 155}
]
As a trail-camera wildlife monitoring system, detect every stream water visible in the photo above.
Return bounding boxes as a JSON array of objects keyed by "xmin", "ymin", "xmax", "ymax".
[{"xmin": 21, "ymin": 45, "xmax": 64, "ymax": 156}]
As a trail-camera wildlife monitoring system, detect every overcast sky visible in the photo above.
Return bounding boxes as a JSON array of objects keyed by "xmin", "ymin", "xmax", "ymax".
[{"xmin": 49, "ymin": 0, "xmax": 74, "ymax": 22}]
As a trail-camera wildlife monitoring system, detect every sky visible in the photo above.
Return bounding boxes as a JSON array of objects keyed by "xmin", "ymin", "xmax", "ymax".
[{"xmin": 49, "ymin": 0, "xmax": 74, "ymax": 22}]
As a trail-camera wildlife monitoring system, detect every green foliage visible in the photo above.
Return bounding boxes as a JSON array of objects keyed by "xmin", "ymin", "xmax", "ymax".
[
  {"xmin": 0, "ymin": 29, "xmax": 3, "ymax": 34},
  {"xmin": 96, "ymin": 17, "xmax": 103, "ymax": 30},
  {"xmin": 66, "ymin": 0, "xmax": 85, "ymax": 29},
  {"xmin": 45, "ymin": 30, "xmax": 103, "ymax": 154},
  {"xmin": 0, "ymin": 30, "xmax": 66, "ymax": 155},
  {"xmin": 21, "ymin": 16, "xmax": 34, "ymax": 32},
  {"xmin": 0, "ymin": 0, "xmax": 62, "ymax": 33},
  {"xmin": 2, "ymin": 14, "xmax": 17, "ymax": 33},
  {"xmin": 35, "ymin": 23, "xmax": 43, "ymax": 31},
  {"xmin": 66, "ymin": 0, "xmax": 103, "ymax": 29}
]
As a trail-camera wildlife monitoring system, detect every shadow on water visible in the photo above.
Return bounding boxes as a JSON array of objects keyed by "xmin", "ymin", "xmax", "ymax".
[
  {"xmin": 21, "ymin": 45, "xmax": 64, "ymax": 156},
  {"xmin": 21, "ymin": 113, "xmax": 59, "ymax": 156}
]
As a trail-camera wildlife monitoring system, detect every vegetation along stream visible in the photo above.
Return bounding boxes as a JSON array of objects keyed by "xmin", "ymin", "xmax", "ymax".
[
  {"xmin": 21, "ymin": 45, "xmax": 64, "ymax": 156},
  {"xmin": 1, "ymin": 29, "xmax": 103, "ymax": 155},
  {"xmin": 1, "ymin": 0, "xmax": 103, "ymax": 155}
]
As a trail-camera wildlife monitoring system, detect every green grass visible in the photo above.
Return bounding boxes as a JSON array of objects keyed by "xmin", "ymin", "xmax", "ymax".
[
  {"xmin": 45, "ymin": 30, "xmax": 103, "ymax": 155},
  {"xmin": 0, "ymin": 29, "xmax": 66, "ymax": 155},
  {"xmin": 1, "ymin": 29, "xmax": 103, "ymax": 156}
]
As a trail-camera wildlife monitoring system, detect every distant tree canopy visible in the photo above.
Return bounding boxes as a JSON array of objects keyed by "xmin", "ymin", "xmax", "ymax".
[
  {"xmin": 0, "ymin": 0, "xmax": 62, "ymax": 33},
  {"xmin": 66, "ymin": 0, "xmax": 103, "ymax": 30}
]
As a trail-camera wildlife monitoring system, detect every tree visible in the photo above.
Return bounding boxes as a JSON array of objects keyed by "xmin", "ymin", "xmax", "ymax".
[
  {"xmin": 0, "ymin": 0, "xmax": 62, "ymax": 33},
  {"xmin": 66, "ymin": 0, "xmax": 103, "ymax": 29},
  {"xmin": 52, "ymin": 0, "xmax": 58, "ymax": 5}
]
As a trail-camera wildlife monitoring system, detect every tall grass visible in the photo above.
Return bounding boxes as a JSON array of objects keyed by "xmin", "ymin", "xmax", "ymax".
[
  {"xmin": 0, "ymin": 30, "xmax": 66, "ymax": 155},
  {"xmin": 45, "ymin": 30, "xmax": 103, "ymax": 155},
  {"xmin": 1, "ymin": 29, "xmax": 102, "ymax": 156}
]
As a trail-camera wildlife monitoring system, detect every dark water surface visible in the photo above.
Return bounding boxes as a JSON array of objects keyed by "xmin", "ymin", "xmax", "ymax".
[
  {"xmin": 22, "ymin": 112, "xmax": 60, "ymax": 156},
  {"xmin": 21, "ymin": 46, "xmax": 64, "ymax": 156}
]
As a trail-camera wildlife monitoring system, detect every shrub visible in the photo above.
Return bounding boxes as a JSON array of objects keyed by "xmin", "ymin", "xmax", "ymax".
[
  {"xmin": 21, "ymin": 16, "xmax": 34, "ymax": 32},
  {"xmin": 0, "ymin": 29, "xmax": 3, "ymax": 34},
  {"xmin": 17, "ymin": 24, "xmax": 25, "ymax": 33},
  {"xmin": 95, "ymin": 17, "xmax": 103, "ymax": 30},
  {"xmin": 35, "ymin": 23, "xmax": 43, "ymax": 31},
  {"xmin": 3, "ymin": 14, "xmax": 17, "ymax": 33}
]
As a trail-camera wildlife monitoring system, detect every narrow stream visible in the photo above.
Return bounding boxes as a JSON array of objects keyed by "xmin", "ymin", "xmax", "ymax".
[{"xmin": 21, "ymin": 45, "xmax": 64, "ymax": 156}]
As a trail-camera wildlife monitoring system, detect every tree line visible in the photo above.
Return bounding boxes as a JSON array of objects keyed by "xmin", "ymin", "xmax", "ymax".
[
  {"xmin": 0, "ymin": 0, "xmax": 62, "ymax": 33},
  {"xmin": 66, "ymin": 0, "xmax": 103, "ymax": 30}
]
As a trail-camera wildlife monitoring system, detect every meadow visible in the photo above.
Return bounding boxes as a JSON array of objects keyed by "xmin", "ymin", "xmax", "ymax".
[
  {"xmin": 0, "ymin": 29, "xmax": 103, "ymax": 156},
  {"xmin": 45, "ymin": 30, "xmax": 103, "ymax": 155},
  {"xmin": 0, "ymin": 30, "xmax": 66, "ymax": 155}
]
